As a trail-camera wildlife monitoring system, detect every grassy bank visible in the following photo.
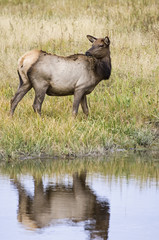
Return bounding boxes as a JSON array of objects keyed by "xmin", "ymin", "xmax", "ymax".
[{"xmin": 0, "ymin": 0, "xmax": 159, "ymax": 159}]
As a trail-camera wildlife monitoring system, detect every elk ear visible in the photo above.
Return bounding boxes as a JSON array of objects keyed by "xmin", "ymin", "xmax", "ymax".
[
  {"xmin": 87, "ymin": 35, "xmax": 97, "ymax": 43},
  {"xmin": 104, "ymin": 36, "xmax": 110, "ymax": 46}
]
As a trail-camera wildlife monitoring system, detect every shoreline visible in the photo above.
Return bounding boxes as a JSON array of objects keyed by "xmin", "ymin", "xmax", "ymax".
[{"xmin": 1, "ymin": 143, "xmax": 159, "ymax": 162}]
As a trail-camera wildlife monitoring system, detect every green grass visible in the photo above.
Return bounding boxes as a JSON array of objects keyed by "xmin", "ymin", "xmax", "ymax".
[{"xmin": 0, "ymin": 0, "xmax": 159, "ymax": 159}]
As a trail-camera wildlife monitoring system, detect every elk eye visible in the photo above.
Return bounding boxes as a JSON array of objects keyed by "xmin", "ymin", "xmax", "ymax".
[{"xmin": 99, "ymin": 44, "xmax": 104, "ymax": 47}]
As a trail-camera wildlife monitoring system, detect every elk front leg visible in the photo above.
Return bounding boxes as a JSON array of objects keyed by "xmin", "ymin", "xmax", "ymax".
[
  {"xmin": 72, "ymin": 90, "xmax": 85, "ymax": 117},
  {"xmin": 80, "ymin": 95, "xmax": 89, "ymax": 117}
]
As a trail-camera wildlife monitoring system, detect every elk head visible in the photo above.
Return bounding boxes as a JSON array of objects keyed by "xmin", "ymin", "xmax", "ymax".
[{"xmin": 85, "ymin": 35, "xmax": 110, "ymax": 59}]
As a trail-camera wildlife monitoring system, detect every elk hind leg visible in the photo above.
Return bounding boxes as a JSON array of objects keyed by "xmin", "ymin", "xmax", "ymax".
[
  {"xmin": 10, "ymin": 83, "xmax": 32, "ymax": 116},
  {"xmin": 32, "ymin": 85, "xmax": 48, "ymax": 115}
]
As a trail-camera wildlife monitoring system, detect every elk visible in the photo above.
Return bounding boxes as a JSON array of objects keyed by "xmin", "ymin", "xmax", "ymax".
[{"xmin": 10, "ymin": 35, "xmax": 111, "ymax": 117}]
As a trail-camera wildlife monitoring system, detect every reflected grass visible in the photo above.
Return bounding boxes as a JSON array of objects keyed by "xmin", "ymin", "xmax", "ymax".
[{"xmin": 0, "ymin": 153, "xmax": 159, "ymax": 185}]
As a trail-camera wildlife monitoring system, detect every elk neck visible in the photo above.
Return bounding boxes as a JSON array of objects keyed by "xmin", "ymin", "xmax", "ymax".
[{"xmin": 95, "ymin": 55, "xmax": 111, "ymax": 81}]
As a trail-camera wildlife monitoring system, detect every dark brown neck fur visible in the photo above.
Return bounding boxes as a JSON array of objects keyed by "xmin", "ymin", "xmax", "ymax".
[{"xmin": 95, "ymin": 55, "xmax": 111, "ymax": 81}]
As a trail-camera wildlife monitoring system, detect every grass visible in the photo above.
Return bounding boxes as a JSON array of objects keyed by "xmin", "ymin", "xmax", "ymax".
[{"xmin": 0, "ymin": 0, "xmax": 159, "ymax": 159}]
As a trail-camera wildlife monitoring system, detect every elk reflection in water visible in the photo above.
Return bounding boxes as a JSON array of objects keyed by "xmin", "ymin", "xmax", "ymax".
[{"xmin": 13, "ymin": 172, "xmax": 110, "ymax": 240}]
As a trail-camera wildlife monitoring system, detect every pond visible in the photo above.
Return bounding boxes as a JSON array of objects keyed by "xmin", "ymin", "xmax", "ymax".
[{"xmin": 0, "ymin": 152, "xmax": 159, "ymax": 240}]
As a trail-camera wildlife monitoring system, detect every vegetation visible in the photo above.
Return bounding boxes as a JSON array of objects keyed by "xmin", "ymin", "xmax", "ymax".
[{"xmin": 0, "ymin": 0, "xmax": 159, "ymax": 159}]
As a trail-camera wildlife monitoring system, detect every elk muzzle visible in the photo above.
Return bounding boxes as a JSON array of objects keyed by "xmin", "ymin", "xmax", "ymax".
[{"xmin": 85, "ymin": 51, "xmax": 92, "ymax": 57}]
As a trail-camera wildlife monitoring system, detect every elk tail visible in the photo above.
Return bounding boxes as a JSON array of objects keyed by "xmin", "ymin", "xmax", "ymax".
[{"xmin": 17, "ymin": 70, "xmax": 23, "ymax": 88}]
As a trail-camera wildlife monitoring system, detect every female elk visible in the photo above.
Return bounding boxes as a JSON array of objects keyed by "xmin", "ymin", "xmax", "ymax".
[{"xmin": 10, "ymin": 35, "xmax": 111, "ymax": 117}]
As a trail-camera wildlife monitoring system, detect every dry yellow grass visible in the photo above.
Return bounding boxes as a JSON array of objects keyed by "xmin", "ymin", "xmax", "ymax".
[{"xmin": 0, "ymin": 0, "xmax": 159, "ymax": 159}]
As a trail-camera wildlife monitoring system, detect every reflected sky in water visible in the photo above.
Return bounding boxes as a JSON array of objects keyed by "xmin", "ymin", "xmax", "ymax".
[{"xmin": 0, "ymin": 156, "xmax": 159, "ymax": 240}]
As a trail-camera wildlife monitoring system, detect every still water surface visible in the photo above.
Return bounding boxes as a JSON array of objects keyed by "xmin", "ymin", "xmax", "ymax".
[{"xmin": 0, "ymin": 153, "xmax": 159, "ymax": 240}]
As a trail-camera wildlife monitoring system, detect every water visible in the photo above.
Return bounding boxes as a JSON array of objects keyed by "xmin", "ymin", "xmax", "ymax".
[{"xmin": 0, "ymin": 153, "xmax": 159, "ymax": 240}]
